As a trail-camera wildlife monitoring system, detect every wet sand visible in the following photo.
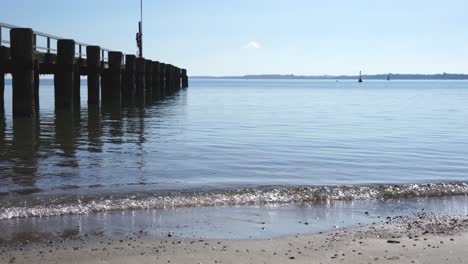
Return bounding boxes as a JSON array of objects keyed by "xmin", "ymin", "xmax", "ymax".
[{"xmin": 1, "ymin": 213, "xmax": 468, "ymax": 264}]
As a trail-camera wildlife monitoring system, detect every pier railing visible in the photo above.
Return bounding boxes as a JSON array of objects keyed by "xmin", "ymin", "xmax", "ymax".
[{"xmin": 0, "ymin": 22, "xmax": 112, "ymax": 62}]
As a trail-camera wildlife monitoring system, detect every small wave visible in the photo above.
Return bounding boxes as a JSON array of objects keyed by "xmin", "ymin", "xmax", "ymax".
[{"xmin": 1, "ymin": 183, "xmax": 468, "ymax": 220}]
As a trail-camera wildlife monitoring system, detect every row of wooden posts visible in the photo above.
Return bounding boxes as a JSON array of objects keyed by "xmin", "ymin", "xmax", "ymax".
[{"xmin": 0, "ymin": 28, "xmax": 189, "ymax": 117}]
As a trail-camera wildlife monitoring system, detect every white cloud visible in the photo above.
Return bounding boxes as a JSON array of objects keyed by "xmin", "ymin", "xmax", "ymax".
[{"xmin": 244, "ymin": 41, "xmax": 261, "ymax": 49}]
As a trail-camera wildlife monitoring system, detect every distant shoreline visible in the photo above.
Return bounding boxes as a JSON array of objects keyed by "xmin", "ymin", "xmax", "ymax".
[
  {"xmin": 191, "ymin": 73, "xmax": 468, "ymax": 80},
  {"xmin": 5, "ymin": 73, "xmax": 468, "ymax": 82}
]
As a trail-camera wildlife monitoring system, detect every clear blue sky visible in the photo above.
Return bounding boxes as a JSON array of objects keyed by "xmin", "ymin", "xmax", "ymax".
[{"xmin": 2, "ymin": 0, "xmax": 468, "ymax": 76}]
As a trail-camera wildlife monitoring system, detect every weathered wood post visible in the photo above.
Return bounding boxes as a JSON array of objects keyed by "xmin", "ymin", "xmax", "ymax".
[
  {"xmin": 159, "ymin": 63, "xmax": 166, "ymax": 98},
  {"xmin": 135, "ymin": 58, "xmax": 146, "ymax": 99},
  {"xmin": 145, "ymin": 59, "xmax": 153, "ymax": 99},
  {"xmin": 169, "ymin": 66, "xmax": 173, "ymax": 94},
  {"xmin": 174, "ymin": 67, "xmax": 178, "ymax": 91},
  {"xmin": 172, "ymin": 66, "xmax": 176, "ymax": 92},
  {"xmin": 74, "ymin": 57, "xmax": 82, "ymax": 110},
  {"xmin": 152, "ymin": 61, "xmax": 160, "ymax": 100},
  {"xmin": 54, "ymin": 39, "xmax": 76, "ymax": 111},
  {"xmin": 123, "ymin": 54, "xmax": 136, "ymax": 97},
  {"xmin": 181, "ymin": 69, "xmax": 188, "ymax": 88},
  {"xmin": 102, "ymin": 51, "xmax": 123, "ymax": 105},
  {"xmin": 0, "ymin": 46, "xmax": 9, "ymax": 109},
  {"xmin": 165, "ymin": 64, "xmax": 172, "ymax": 96},
  {"xmin": 180, "ymin": 69, "xmax": 184, "ymax": 88},
  {"xmin": 10, "ymin": 28, "xmax": 36, "ymax": 117},
  {"xmin": 34, "ymin": 60, "xmax": 39, "ymax": 110},
  {"xmin": 173, "ymin": 66, "xmax": 177, "ymax": 93},
  {"xmin": 86, "ymin": 46, "xmax": 100, "ymax": 104},
  {"xmin": 175, "ymin": 67, "xmax": 179, "ymax": 90},
  {"xmin": 177, "ymin": 67, "xmax": 181, "ymax": 90},
  {"xmin": 181, "ymin": 69, "xmax": 185, "ymax": 88}
]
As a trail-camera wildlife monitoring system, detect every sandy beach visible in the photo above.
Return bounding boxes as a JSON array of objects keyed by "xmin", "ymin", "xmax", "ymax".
[{"xmin": 1, "ymin": 213, "xmax": 467, "ymax": 264}]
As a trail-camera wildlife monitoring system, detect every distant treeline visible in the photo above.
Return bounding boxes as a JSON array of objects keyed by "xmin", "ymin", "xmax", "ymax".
[{"xmin": 192, "ymin": 73, "xmax": 468, "ymax": 80}]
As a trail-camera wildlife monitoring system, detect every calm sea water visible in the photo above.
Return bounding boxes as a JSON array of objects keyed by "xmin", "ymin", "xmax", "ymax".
[{"xmin": 1, "ymin": 79, "xmax": 468, "ymax": 219}]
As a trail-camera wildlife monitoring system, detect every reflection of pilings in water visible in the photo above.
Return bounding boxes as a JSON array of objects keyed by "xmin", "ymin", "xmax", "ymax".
[
  {"xmin": 73, "ymin": 104, "xmax": 82, "ymax": 137},
  {"xmin": 86, "ymin": 105, "xmax": 103, "ymax": 153},
  {"xmin": 102, "ymin": 102, "xmax": 123, "ymax": 144},
  {"xmin": 137, "ymin": 106, "xmax": 145, "ymax": 146},
  {"xmin": 11, "ymin": 116, "xmax": 39, "ymax": 188},
  {"xmin": 0, "ymin": 105, "xmax": 5, "ymax": 155},
  {"xmin": 121, "ymin": 103, "xmax": 145, "ymax": 146},
  {"xmin": 54, "ymin": 110, "xmax": 78, "ymax": 158},
  {"xmin": 0, "ymin": 108, "xmax": 7, "ymax": 181}
]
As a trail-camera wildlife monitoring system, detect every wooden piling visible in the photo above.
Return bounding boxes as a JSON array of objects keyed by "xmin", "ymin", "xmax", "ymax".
[
  {"xmin": 181, "ymin": 69, "xmax": 188, "ymax": 88},
  {"xmin": 54, "ymin": 39, "xmax": 75, "ymax": 111},
  {"xmin": 34, "ymin": 60, "xmax": 39, "ymax": 110},
  {"xmin": 181, "ymin": 69, "xmax": 184, "ymax": 88},
  {"xmin": 173, "ymin": 66, "xmax": 177, "ymax": 93},
  {"xmin": 10, "ymin": 28, "xmax": 36, "ymax": 117},
  {"xmin": 159, "ymin": 63, "xmax": 166, "ymax": 98},
  {"xmin": 123, "ymin": 54, "xmax": 136, "ymax": 97},
  {"xmin": 0, "ymin": 46, "xmax": 9, "ymax": 109},
  {"xmin": 177, "ymin": 67, "xmax": 181, "ymax": 90},
  {"xmin": 174, "ymin": 66, "xmax": 178, "ymax": 92},
  {"xmin": 102, "ymin": 51, "xmax": 123, "ymax": 105},
  {"xmin": 135, "ymin": 58, "xmax": 146, "ymax": 98},
  {"xmin": 86, "ymin": 46, "xmax": 100, "ymax": 104},
  {"xmin": 152, "ymin": 61, "xmax": 160, "ymax": 100},
  {"xmin": 168, "ymin": 65, "xmax": 172, "ymax": 95},
  {"xmin": 172, "ymin": 66, "xmax": 177, "ymax": 93},
  {"xmin": 74, "ymin": 57, "xmax": 82, "ymax": 109},
  {"xmin": 145, "ymin": 59, "xmax": 153, "ymax": 99},
  {"xmin": 165, "ymin": 64, "xmax": 171, "ymax": 96},
  {"xmin": 175, "ymin": 67, "xmax": 179, "ymax": 90},
  {"xmin": 182, "ymin": 69, "xmax": 185, "ymax": 88}
]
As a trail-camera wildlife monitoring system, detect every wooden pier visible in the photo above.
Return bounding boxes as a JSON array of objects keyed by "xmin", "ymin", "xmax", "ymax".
[{"xmin": 0, "ymin": 22, "xmax": 189, "ymax": 117}]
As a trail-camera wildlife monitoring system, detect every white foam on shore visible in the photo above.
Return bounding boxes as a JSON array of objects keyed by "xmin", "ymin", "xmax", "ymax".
[{"xmin": 1, "ymin": 183, "xmax": 468, "ymax": 220}]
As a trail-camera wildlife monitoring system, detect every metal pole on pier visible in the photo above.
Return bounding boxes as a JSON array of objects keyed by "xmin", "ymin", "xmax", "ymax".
[{"xmin": 138, "ymin": 0, "xmax": 143, "ymax": 58}]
